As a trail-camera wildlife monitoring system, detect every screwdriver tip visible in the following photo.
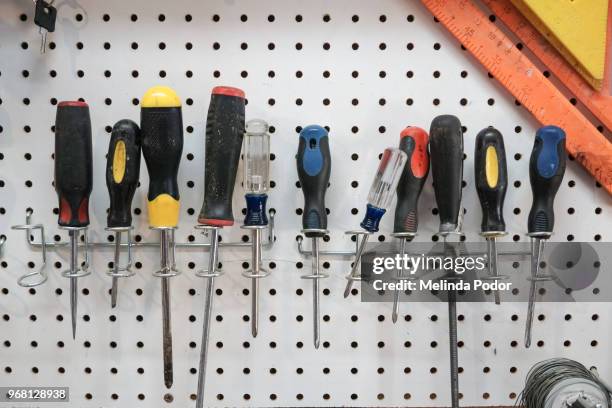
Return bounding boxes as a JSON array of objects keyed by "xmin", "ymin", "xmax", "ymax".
[
  {"xmin": 314, "ymin": 339, "xmax": 320, "ymax": 349},
  {"xmin": 252, "ymin": 327, "xmax": 258, "ymax": 338},
  {"xmin": 392, "ymin": 312, "xmax": 398, "ymax": 323},
  {"xmin": 165, "ymin": 378, "xmax": 173, "ymax": 389}
]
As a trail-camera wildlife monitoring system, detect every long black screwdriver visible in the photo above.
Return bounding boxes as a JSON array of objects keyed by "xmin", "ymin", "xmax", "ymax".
[
  {"xmin": 54, "ymin": 101, "xmax": 93, "ymax": 340},
  {"xmin": 474, "ymin": 127, "xmax": 508, "ymax": 305},
  {"xmin": 524, "ymin": 125, "xmax": 566, "ymax": 348},
  {"xmin": 296, "ymin": 125, "xmax": 331, "ymax": 349},
  {"xmin": 429, "ymin": 114, "xmax": 464, "ymax": 408},
  {"xmin": 140, "ymin": 86, "xmax": 183, "ymax": 389},
  {"xmin": 391, "ymin": 126, "xmax": 429, "ymax": 323},
  {"xmin": 195, "ymin": 86, "xmax": 245, "ymax": 408},
  {"xmin": 105, "ymin": 119, "xmax": 141, "ymax": 308}
]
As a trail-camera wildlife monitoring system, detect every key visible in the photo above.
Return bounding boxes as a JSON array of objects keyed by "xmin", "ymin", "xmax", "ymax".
[{"xmin": 34, "ymin": 0, "xmax": 56, "ymax": 53}]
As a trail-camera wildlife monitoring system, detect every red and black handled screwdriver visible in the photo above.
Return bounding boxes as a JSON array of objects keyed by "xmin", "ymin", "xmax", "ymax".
[
  {"xmin": 54, "ymin": 101, "xmax": 93, "ymax": 340},
  {"xmin": 391, "ymin": 126, "xmax": 429, "ymax": 323},
  {"xmin": 105, "ymin": 119, "xmax": 141, "ymax": 308},
  {"xmin": 297, "ymin": 125, "xmax": 331, "ymax": 349},
  {"xmin": 195, "ymin": 86, "xmax": 245, "ymax": 408},
  {"xmin": 140, "ymin": 86, "xmax": 183, "ymax": 388},
  {"xmin": 474, "ymin": 127, "xmax": 508, "ymax": 305},
  {"xmin": 429, "ymin": 114, "xmax": 464, "ymax": 408},
  {"xmin": 524, "ymin": 125, "xmax": 566, "ymax": 348}
]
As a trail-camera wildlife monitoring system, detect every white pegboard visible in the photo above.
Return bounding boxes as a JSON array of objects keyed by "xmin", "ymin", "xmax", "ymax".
[{"xmin": 0, "ymin": 0, "xmax": 611, "ymax": 407}]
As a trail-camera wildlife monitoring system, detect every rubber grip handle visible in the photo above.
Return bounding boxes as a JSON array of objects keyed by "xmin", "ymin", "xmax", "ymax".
[
  {"xmin": 54, "ymin": 101, "xmax": 93, "ymax": 228},
  {"xmin": 474, "ymin": 127, "xmax": 508, "ymax": 233},
  {"xmin": 198, "ymin": 86, "xmax": 246, "ymax": 227},
  {"xmin": 429, "ymin": 115, "xmax": 464, "ymax": 233},
  {"xmin": 394, "ymin": 127, "xmax": 430, "ymax": 234},
  {"xmin": 297, "ymin": 125, "xmax": 331, "ymax": 238},
  {"xmin": 140, "ymin": 87, "xmax": 183, "ymax": 228},
  {"xmin": 106, "ymin": 119, "xmax": 142, "ymax": 228},
  {"xmin": 528, "ymin": 125, "xmax": 566, "ymax": 234}
]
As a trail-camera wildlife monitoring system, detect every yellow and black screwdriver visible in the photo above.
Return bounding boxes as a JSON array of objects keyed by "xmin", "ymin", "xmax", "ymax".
[
  {"xmin": 105, "ymin": 119, "xmax": 141, "ymax": 308},
  {"xmin": 474, "ymin": 127, "xmax": 508, "ymax": 305},
  {"xmin": 140, "ymin": 86, "xmax": 183, "ymax": 389}
]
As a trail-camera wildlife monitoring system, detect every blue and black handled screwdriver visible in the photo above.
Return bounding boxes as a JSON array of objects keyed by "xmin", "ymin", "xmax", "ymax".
[
  {"xmin": 474, "ymin": 127, "xmax": 508, "ymax": 305},
  {"xmin": 524, "ymin": 126, "xmax": 566, "ymax": 348},
  {"xmin": 297, "ymin": 125, "xmax": 331, "ymax": 349}
]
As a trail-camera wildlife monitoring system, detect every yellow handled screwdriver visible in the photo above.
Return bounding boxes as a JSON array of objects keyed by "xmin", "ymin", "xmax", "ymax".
[{"xmin": 140, "ymin": 86, "xmax": 183, "ymax": 389}]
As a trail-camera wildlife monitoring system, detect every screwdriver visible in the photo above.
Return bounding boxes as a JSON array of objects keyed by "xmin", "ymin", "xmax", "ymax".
[
  {"xmin": 54, "ymin": 101, "xmax": 93, "ymax": 340},
  {"xmin": 391, "ymin": 126, "xmax": 429, "ymax": 323},
  {"xmin": 195, "ymin": 86, "xmax": 245, "ymax": 408},
  {"xmin": 474, "ymin": 127, "xmax": 508, "ymax": 305},
  {"xmin": 429, "ymin": 114, "xmax": 464, "ymax": 408},
  {"xmin": 140, "ymin": 86, "xmax": 183, "ymax": 389},
  {"xmin": 241, "ymin": 119, "xmax": 272, "ymax": 338},
  {"xmin": 524, "ymin": 125, "xmax": 566, "ymax": 348},
  {"xmin": 105, "ymin": 119, "xmax": 141, "ymax": 308},
  {"xmin": 296, "ymin": 125, "xmax": 331, "ymax": 349},
  {"xmin": 343, "ymin": 147, "xmax": 407, "ymax": 298}
]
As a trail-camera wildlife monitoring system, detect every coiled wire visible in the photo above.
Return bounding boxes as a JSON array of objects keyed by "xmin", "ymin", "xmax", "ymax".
[{"xmin": 516, "ymin": 358, "xmax": 611, "ymax": 408}]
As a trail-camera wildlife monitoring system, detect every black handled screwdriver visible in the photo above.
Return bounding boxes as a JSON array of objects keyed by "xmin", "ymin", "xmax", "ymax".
[
  {"xmin": 140, "ymin": 86, "xmax": 183, "ymax": 389},
  {"xmin": 524, "ymin": 125, "xmax": 566, "ymax": 348},
  {"xmin": 195, "ymin": 86, "xmax": 245, "ymax": 408},
  {"xmin": 430, "ymin": 114, "xmax": 464, "ymax": 408},
  {"xmin": 474, "ymin": 127, "xmax": 508, "ymax": 305},
  {"xmin": 297, "ymin": 125, "xmax": 331, "ymax": 349},
  {"xmin": 54, "ymin": 101, "xmax": 93, "ymax": 340},
  {"xmin": 105, "ymin": 119, "xmax": 141, "ymax": 308},
  {"xmin": 391, "ymin": 126, "xmax": 429, "ymax": 323}
]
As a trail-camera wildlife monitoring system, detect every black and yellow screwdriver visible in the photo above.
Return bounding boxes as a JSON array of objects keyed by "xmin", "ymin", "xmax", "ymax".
[
  {"xmin": 524, "ymin": 126, "xmax": 566, "ymax": 348},
  {"xmin": 105, "ymin": 119, "xmax": 141, "ymax": 308},
  {"xmin": 54, "ymin": 101, "xmax": 93, "ymax": 339},
  {"xmin": 195, "ymin": 86, "xmax": 245, "ymax": 408},
  {"xmin": 474, "ymin": 127, "xmax": 508, "ymax": 305},
  {"xmin": 140, "ymin": 86, "xmax": 183, "ymax": 389}
]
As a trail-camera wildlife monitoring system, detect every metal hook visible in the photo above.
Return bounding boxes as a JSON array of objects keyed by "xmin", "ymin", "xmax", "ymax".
[
  {"xmin": 195, "ymin": 225, "xmax": 224, "ymax": 278},
  {"xmin": 11, "ymin": 217, "xmax": 49, "ymax": 287}
]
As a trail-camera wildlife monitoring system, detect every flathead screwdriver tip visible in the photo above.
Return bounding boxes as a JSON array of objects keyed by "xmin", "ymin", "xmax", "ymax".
[{"xmin": 392, "ymin": 311, "xmax": 398, "ymax": 324}]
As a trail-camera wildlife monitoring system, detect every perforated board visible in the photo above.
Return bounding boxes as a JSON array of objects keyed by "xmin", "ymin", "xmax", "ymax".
[{"xmin": 0, "ymin": 0, "xmax": 611, "ymax": 407}]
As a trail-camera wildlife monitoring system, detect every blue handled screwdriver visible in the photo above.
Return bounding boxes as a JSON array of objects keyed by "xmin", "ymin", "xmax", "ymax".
[
  {"xmin": 296, "ymin": 125, "xmax": 331, "ymax": 349},
  {"xmin": 524, "ymin": 126, "xmax": 566, "ymax": 348}
]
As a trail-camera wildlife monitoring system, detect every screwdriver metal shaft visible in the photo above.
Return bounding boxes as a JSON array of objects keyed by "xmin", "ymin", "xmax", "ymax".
[
  {"xmin": 110, "ymin": 231, "xmax": 121, "ymax": 308},
  {"xmin": 525, "ymin": 236, "xmax": 545, "ymax": 348},
  {"xmin": 391, "ymin": 237, "xmax": 407, "ymax": 323},
  {"xmin": 195, "ymin": 228, "xmax": 219, "ymax": 408},
  {"xmin": 69, "ymin": 229, "xmax": 78, "ymax": 339},
  {"xmin": 250, "ymin": 229, "xmax": 262, "ymax": 337},
  {"xmin": 160, "ymin": 229, "xmax": 173, "ymax": 388},
  {"xmin": 486, "ymin": 237, "xmax": 501, "ymax": 305},
  {"xmin": 343, "ymin": 234, "xmax": 369, "ymax": 298},
  {"xmin": 311, "ymin": 238, "xmax": 321, "ymax": 348}
]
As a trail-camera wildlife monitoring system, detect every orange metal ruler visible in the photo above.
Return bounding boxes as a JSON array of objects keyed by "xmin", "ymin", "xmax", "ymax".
[{"xmin": 420, "ymin": 0, "xmax": 612, "ymax": 194}]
